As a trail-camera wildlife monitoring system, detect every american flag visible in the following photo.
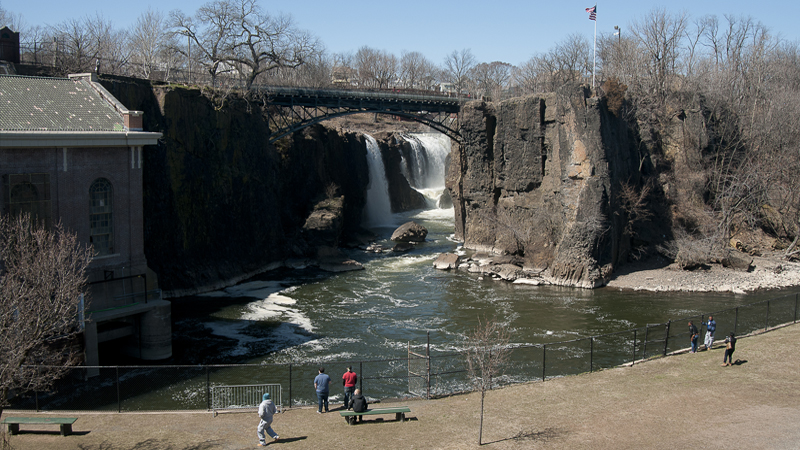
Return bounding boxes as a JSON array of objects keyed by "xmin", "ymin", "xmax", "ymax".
[{"xmin": 586, "ymin": 5, "xmax": 597, "ymax": 21}]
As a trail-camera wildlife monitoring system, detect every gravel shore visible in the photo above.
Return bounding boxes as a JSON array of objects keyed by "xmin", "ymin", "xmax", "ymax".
[{"xmin": 605, "ymin": 252, "xmax": 800, "ymax": 293}]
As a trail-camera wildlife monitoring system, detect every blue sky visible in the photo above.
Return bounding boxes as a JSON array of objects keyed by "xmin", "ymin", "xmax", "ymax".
[{"xmin": 3, "ymin": 0, "xmax": 797, "ymax": 66}]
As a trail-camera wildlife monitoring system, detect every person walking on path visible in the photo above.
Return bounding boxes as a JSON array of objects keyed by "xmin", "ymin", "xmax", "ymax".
[
  {"xmin": 723, "ymin": 332, "xmax": 737, "ymax": 366},
  {"xmin": 689, "ymin": 321, "xmax": 699, "ymax": 353},
  {"xmin": 342, "ymin": 366, "xmax": 358, "ymax": 410},
  {"xmin": 314, "ymin": 367, "xmax": 332, "ymax": 413},
  {"xmin": 257, "ymin": 393, "xmax": 279, "ymax": 446},
  {"xmin": 348, "ymin": 388, "xmax": 368, "ymax": 423},
  {"xmin": 703, "ymin": 315, "xmax": 717, "ymax": 350}
]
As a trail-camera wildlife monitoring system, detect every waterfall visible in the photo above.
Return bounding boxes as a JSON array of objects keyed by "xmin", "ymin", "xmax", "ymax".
[
  {"xmin": 363, "ymin": 134, "xmax": 393, "ymax": 227},
  {"xmin": 400, "ymin": 133, "xmax": 451, "ymax": 208}
]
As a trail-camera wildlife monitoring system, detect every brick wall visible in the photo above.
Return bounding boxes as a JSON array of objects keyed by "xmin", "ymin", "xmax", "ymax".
[{"xmin": 0, "ymin": 145, "xmax": 148, "ymax": 285}]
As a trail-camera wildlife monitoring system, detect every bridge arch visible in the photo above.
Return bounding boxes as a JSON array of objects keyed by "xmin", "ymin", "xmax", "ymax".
[{"xmin": 258, "ymin": 86, "xmax": 464, "ymax": 144}]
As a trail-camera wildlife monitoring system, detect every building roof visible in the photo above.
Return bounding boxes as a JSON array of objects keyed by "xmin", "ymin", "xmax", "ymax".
[
  {"xmin": 0, "ymin": 73, "xmax": 161, "ymax": 147},
  {"xmin": 0, "ymin": 74, "xmax": 124, "ymax": 132}
]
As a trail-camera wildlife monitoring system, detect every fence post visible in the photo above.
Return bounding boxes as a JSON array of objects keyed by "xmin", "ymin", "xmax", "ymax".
[
  {"xmin": 542, "ymin": 345, "xmax": 546, "ymax": 382},
  {"xmin": 35, "ymin": 366, "xmax": 40, "ymax": 411},
  {"xmin": 288, "ymin": 364, "xmax": 292, "ymax": 409},
  {"xmin": 206, "ymin": 366, "xmax": 211, "ymax": 411},
  {"xmin": 663, "ymin": 321, "xmax": 671, "ymax": 356},
  {"xmin": 734, "ymin": 308, "xmax": 739, "ymax": 335},
  {"xmin": 589, "ymin": 337, "xmax": 594, "ymax": 373},
  {"xmin": 765, "ymin": 300, "xmax": 770, "ymax": 331},
  {"xmin": 643, "ymin": 325, "xmax": 650, "ymax": 359},
  {"xmin": 632, "ymin": 329, "xmax": 637, "ymax": 366},
  {"xmin": 426, "ymin": 331, "xmax": 431, "ymax": 400},
  {"xmin": 116, "ymin": 366, "xmax": 121, "ymax": 413}
]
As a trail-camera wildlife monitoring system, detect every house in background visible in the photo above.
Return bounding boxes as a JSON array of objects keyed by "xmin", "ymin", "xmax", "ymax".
[{"xmin": 0, "ymin": 72, "xmax": 171, "ymax": 371}]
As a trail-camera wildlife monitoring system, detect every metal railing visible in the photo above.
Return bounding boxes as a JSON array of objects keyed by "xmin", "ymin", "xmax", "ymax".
[
  {"xmin": 10, "ymin": 291, "xmax": 798, "ymax": 412},
  {"xmin": 210, "ymin": 384, "xmax": 282, "ymax": 415}
]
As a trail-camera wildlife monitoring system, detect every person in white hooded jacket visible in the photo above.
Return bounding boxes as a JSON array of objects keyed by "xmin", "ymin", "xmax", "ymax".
[{"xmin": 257, "ymin": 392, "xmax": 279, "ymax": 446}]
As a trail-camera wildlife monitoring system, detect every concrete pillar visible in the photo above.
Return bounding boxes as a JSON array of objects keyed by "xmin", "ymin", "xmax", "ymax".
[
  {"xmin": 83, "ymin": 320, "xmax": 100, "ymax": 377},
  {"xmin": 137, "ymin": 300, "xmax": 172, "ymax": 360}
]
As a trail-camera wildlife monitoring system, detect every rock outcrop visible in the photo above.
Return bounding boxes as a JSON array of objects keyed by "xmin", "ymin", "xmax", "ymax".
[
  {"xmin": 391, "ymin": 221, "xmax": 428, "ymax": 242},
  {"xmin": 101, "ymin": 77, "xmax": 370, "ymax": 294},
  {"xmin": 447, "ymin": 84, "xmax": 641, "ymax": 288}
]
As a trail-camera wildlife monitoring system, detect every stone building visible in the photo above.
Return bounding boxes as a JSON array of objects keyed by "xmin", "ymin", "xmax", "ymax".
[{"xmin": 0, "ymin": 72, "xmax": 171, "ymax": 370}]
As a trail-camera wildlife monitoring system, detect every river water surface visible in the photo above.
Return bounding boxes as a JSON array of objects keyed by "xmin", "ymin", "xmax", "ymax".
[{"xmin": 163, "ymin": 132, "xmax": 799, "ymax": 407}]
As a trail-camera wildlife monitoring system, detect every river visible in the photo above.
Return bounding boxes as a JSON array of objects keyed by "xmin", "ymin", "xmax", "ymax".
[{"xmin": 162, "ymin": 133, "xmax": 800, "ymax": 406}]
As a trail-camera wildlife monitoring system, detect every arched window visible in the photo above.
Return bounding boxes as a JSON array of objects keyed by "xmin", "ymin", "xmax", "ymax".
[
  {"xmin": 89, "ymin": 178, "xmax": 114, "ymax": 256},
  {"xmin": 3, "ymin": 173, "xmax": 51, "ymax": 227}
]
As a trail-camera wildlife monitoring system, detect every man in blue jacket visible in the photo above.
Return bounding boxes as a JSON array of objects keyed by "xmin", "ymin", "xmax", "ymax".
[
  {"xmin": 314, "ymin": 367, "xmax": 332, "ymax": 413},
  {"xmin": 703, "ymin": 315, "xmax": 717, "ymax": 350}
]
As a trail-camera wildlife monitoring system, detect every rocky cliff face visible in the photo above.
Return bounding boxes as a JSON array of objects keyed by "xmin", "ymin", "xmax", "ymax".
[
  {"xmin": 101, "ymin": 76, "xmax": 370, "ymax": 294},
  {"xmin": 447, "ymin": 85, "xmax": 641, "ymax": 288}
]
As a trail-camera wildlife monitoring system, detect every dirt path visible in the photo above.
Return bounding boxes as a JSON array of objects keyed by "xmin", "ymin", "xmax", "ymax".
[{"xmin": 5, "ymin": 323, "xmax": 800, "ymax": 450}]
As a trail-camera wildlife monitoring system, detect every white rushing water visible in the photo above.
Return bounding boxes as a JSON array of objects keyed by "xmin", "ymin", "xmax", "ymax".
[
  {"xmin": 400, "ymin": 133, "xmax": 451, "ymax": 207},
  {"xmin": 362, "ymin": 134, "xmax": 393, "ymax": 227}
]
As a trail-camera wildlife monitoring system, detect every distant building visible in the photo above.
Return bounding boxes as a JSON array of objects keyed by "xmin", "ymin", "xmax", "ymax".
[
  {"xmin": 0, "ymin": 26, "xmax": 20, "ymax": 64},
  {"xmin": 0, "ymin": 72, "xmax": 170, "ymax": 371}
]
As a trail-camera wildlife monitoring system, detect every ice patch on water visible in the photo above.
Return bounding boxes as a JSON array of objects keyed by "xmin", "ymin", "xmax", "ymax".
[{"xmin": 241, "ymin": 292, "xmax": 313, "ymax": 332}]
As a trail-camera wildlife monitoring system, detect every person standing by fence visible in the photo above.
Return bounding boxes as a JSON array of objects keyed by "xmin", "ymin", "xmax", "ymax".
[
  {"xmin": 257, "ymin": 393, "xmax": 279, "ymax": 446},
  {"xmin": 689, "ymin": 321, "xmax": 699, "ymax": 353},
  {"xmin": 703, "ymin": 315, "xmax": 717, "ymax": 350},
  {"xmin": 723, "ymin": 332, "xmax": 737, "ymax": 366},
  {"xmin": 342, "ymin": 366, "xmax": 358, "ymax": 410},
  {"xmin": 314, "ymin": 367, "xmax": 332, "ymax": 413}
]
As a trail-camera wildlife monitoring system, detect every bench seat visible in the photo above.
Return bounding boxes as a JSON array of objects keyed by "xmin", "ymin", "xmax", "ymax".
[
  {"xmin": 339, "ymin": 406, "xmax": 411, "ymax": 425},
  {"xmin": 1, "ymin": 417, "xmax": 78, "ymax": 436}
]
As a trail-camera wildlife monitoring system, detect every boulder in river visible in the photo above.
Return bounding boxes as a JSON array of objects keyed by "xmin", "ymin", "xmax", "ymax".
[{"xmin": 391, "ymin": 221, "xmax": 428, "ymax": 243}]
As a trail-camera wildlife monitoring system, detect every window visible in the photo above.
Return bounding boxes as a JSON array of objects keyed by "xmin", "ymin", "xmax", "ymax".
[
  {"xmin": 3, "ymin": 173, "xmax": 52, "ymax": 227},
  {"xmin": 90, "ymin": 178, "xmax": 114, "ymax": 256}
]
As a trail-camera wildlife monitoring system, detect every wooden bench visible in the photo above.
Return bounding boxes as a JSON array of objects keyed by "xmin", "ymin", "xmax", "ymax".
[
  {"xmin": 339, "ymin": 406, "xmax": 411, "ymax": 425},
  {"xmin": 1, "ymin": 417, "xmax": 78, "ymax": 436}
]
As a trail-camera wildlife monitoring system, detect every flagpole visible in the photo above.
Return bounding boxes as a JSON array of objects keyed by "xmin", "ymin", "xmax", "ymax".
[{"xmin": 592, "ymin": 5, "xmax": 596, "ymax": 91}]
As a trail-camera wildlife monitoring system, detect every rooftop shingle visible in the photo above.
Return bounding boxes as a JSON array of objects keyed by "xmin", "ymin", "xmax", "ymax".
[{"xmin": 0, "ymin": 74, "xmax": 125, "ymax": 132}]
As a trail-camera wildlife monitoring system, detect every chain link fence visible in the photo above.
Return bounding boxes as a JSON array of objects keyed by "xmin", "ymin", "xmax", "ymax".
[{"xmin": 10, "ymin": 292, "xmax": 798, "ymax": 412}]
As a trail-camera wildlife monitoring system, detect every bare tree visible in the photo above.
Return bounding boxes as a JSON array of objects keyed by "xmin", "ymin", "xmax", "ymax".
[
  {"xmin": 354, "ymin": 46, "xmax": 397, "ymax": 89},
  {"xmin": 629, "ymin": 8, "xmax": 688, "ymax": 104},
  {"xmin": 465, "ymin": 316, "xmax": 511, "ymax": 445},
  {"xmin": 443, "ymin": 48, "xmax": 476, "ymax": 95},
  {"xmin": 470, "ymin": 61, "xmax": 513, "ymax": 100},
  {"xmin": 170, "ymin": 0, "xmax": 238, "ymax": 86},
  {"xmin": 399, "ymin": 51, "xmax": 438, "ymax": 90},
  {"xmin": 0, "ymin": 213, "xmax": 93, "ymax": 419},
  {"xmin": 129, "ymin": 8, "xmax": 173, "ymax": 79},
  {"xmin": 0, "ymin": 2, "xmax": 24, "ymax": 31},
  {"xmin": 226, "ymin": 0, "xmax": 319, "ymax": 89},
  {"xmin": 85, "ymin": 13, "xmax": 129, "ymax": 74}
]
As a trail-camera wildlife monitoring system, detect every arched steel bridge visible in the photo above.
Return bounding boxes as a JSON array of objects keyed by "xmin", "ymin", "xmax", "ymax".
[{"xmin": 256, "ymin": 86, "xmax": 465, "ymax": 144}]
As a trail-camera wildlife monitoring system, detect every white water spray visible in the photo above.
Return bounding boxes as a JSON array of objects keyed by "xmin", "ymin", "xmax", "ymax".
[
  {"xmin": 400, "ymin": 133, "xmax": 452, "ymax": 208},
  {"xmin": 363, "ymin": 134, "xmax": 393, "ymax": 227}
]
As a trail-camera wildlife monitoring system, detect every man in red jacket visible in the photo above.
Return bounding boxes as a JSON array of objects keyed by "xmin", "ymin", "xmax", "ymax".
[{"xmin": 342, "ymin": 366, "xmax": 358, "ymax": 410}]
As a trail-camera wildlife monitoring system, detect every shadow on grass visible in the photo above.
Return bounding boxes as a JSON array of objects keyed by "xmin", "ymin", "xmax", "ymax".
[
  {"xmin": 76, "ymin": 439, "xmax": 233, "ymax": 450},
  {"xmin": 483, "ymin": 427, "xmax": 564, "ymax": 445}
]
